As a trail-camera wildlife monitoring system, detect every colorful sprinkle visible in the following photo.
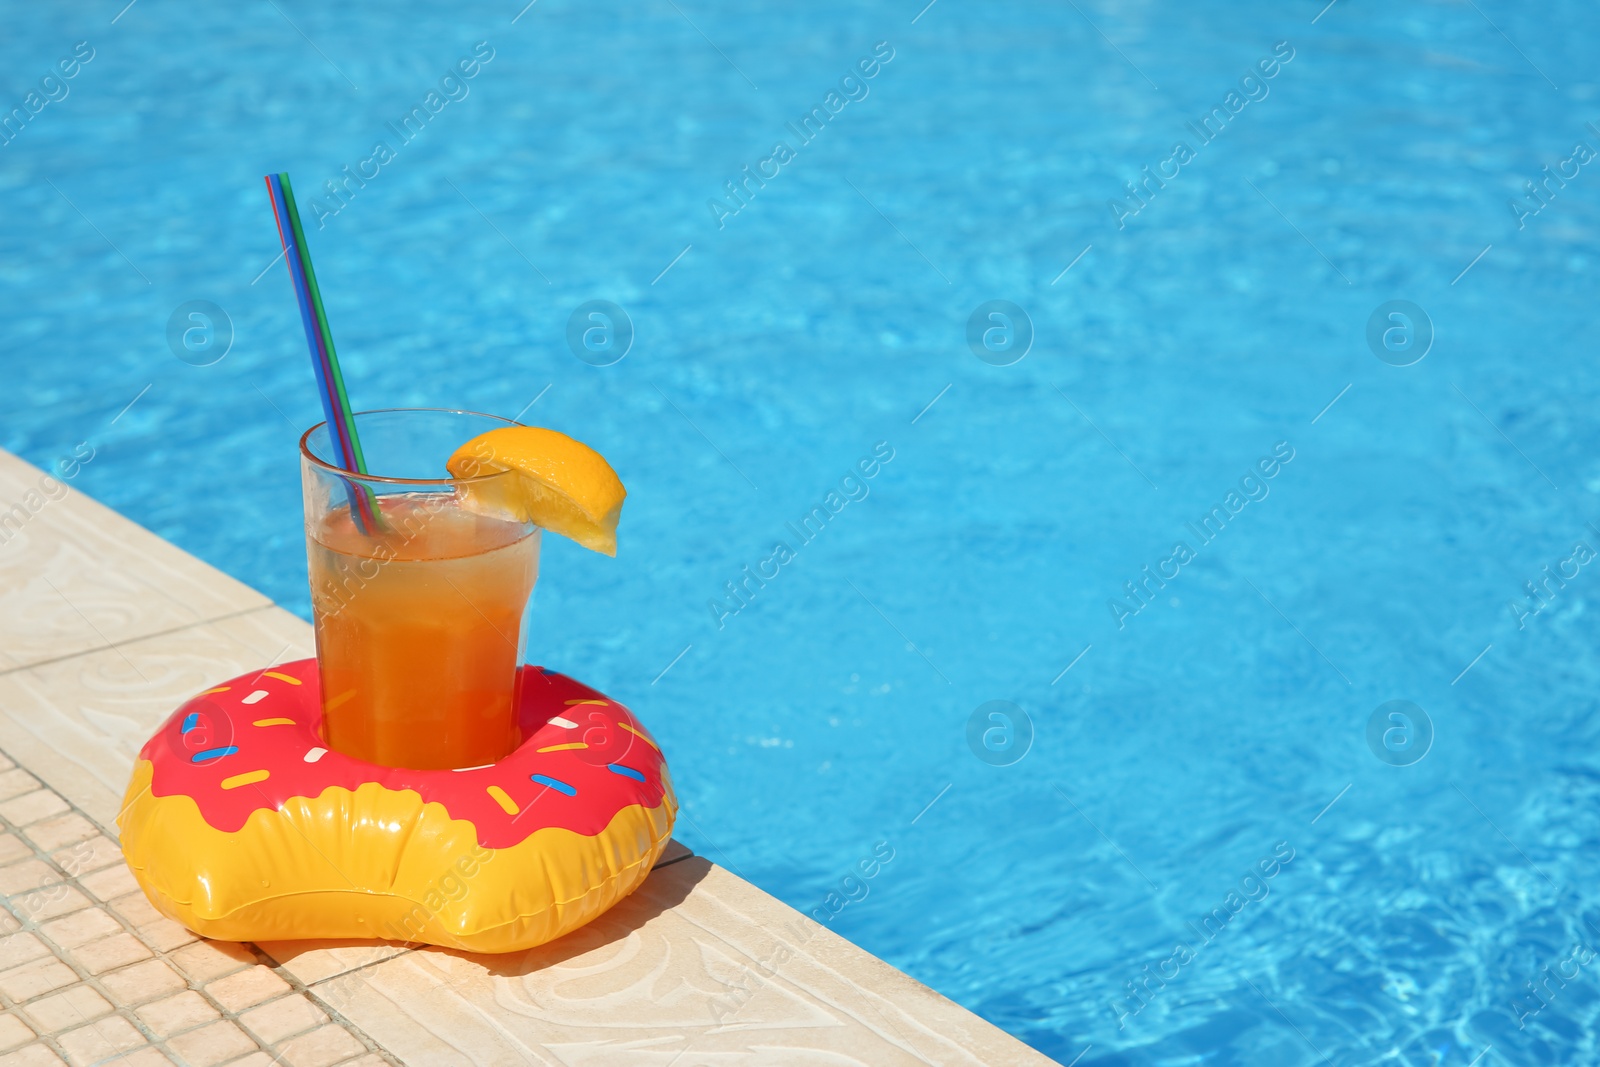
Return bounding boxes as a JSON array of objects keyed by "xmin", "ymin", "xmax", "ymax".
[
  {"xmin": 452, "ymin": 764, "xmax": 495, "ymax": 772},
  {"xmin": 180, "ymin": 713, "xmax": 199, "ymax": 735},
  {"xmin": 262, "ymin": 671, "xmax": 302, "ymax": 685},
  {"xmin": 303, "ymin": 748, "xmax": 327, "ymax": 763},
  {"xmin": 220, "ymin": 770, "xmax": 270, "ymax": 790},
  {"xmin": 607, "ymin": 764, "xmax": 646, "ymax": 782},
  {"xmin": 548, "ymin": 716, "xmax": 580, "ymax": 729},
  {"xmin": 192, "ymin": 746, "xmax": 238, "ymax": 763},
  {"xmin": 619, "ymin": 722, "xmax": 660, "ymax": 751},
  {"xmin": 200, "ymin": 686, "xmax": 230, "ymax": 695},
  {"xmin": 564, "ymin": 699, "xmax": 608, "ymax": 707},
  {"xmin": 536, "ymin": 742, "xmax": 588, "ymax": 753},
  {"xmin": 241, "ymin": 690, "xmax": 269, "ymax": 705},
  {"xmin": 486, "ymin": 785, "xmax": 519, "ymax": 815},
  {"xmin": 325, "ymin": 689, "xmax": 356, "ymax": 711},
  {"xmin": 252, "ymin": 718, "xmax": 295, "ymax": 727},
  {"xmin": 530, "ymin": 774, "xmax": 576, "ymax": 797}
]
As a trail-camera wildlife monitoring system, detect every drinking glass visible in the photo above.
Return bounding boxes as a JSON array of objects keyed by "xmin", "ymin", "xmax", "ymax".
[{"xmin": 300, "ymin": 409, "xmax": 540, "ymax": 769}]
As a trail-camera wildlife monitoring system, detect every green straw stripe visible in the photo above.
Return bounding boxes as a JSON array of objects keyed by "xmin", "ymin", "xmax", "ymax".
[{"xmin": 279, "ymin": 174, "xmax": 369, "ymax": 476}]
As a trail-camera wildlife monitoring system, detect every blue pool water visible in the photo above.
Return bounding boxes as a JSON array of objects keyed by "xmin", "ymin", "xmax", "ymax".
[{"xmin": 5, "ymin": 1, "xmax": 1600, "ymax": 1061}]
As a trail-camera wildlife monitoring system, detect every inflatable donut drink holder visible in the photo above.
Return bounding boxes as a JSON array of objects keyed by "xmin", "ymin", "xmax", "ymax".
[{"xmin": 117, "ymin": 659, "xmax": 676, "ymax": 953}]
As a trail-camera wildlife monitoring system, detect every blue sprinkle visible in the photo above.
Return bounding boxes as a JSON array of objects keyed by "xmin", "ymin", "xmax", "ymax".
[
  {"xmin": 191, "ymin": 746, "xmax": 238, "ymax": 763},
  {"xmin": 607, "ymin": 764, "xmax": 646, "ymax": 783},
  {"xmin": 181, "ymin": 713, "xmax": 199, "ymax": 734},
  {"xmin": 530, "ymin": 773, "xmax": 576, "ymax": 796}
]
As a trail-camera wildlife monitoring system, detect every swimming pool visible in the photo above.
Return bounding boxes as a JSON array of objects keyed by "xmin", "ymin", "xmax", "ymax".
[{"xmin": 4, "ymin": 0, "xmax": 1599, "ymax": 1061}]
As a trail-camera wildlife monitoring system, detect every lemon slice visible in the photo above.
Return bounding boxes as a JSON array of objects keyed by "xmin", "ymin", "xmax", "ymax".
[{"xmin": 446, "ymin": 426, "xmax": 626, "ymax": 556}]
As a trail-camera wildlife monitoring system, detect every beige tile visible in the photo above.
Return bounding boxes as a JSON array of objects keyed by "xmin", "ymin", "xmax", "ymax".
[
  {"xmin": 254, "ymin": 942, "xmax": 404, "ymax": 988},
  {"xmin": 39, "ymin": 907, "xmax": 122, "ymax": 950},
  {"xmin": 0, "ymin": 608, "xmax": 311, "ymax": 831},
  {"xmin": 0, "ymin": 449, "xmax": 270, "ymax": 673},
  {"xmin": 0, "ymin": 832, "xmax": 30, "ymax": 865},
  {"xmin": 135, "ymin": 916, "xmax": 196, "ymax": 954},
  {"xmin": 204, "ymin": 966, "xmax": 292, "ymax": 1013},
  {"xmin": 334, "ymin": 1057, "xmax": 387, "ymax": 1067},
  {"xmin": 238, "ymin": 994, "xmax": 328, "ymax": 1044},
  {"xmin": 135, "ymin": 990, "xmax": 221, "ymax": 1039},
  {"xmin": 49, "ymin": 835, "xmax": 122, "ymax": 877},
  {"xmin": 0, "ymin": 933, "xmax": 49, "ymax": 971},
  {"xmin": 322, "ymin": 858, "xmax": 1051, "ymax": 1066},
  {"xmin": 0, "ymin": 860, "xmax": 60, "ymax": 896},
  {"xmin": 11, "ymin": 886, "xmax": 92, "ymax": 926},
  {"xmin": 0, "ymin": 957, "xmax": 77, "ymax": 1001},
  {"xmin": 106, "ymin": 892, "xmax": 194, "ymax": 952},
  {"xmin": 0, "ymin": 769, "xmax": 42, "ymax": 802},
  {"xmin": 0, "ymin": 793, "xmax": 69, "ymax": 832},
  {"xmin": 110, "ymin": 1050, "xmax": 178, "ymax": 1067},
  {"xmin": 54, "ymin": 1013, "xmax": 144, "ymax": 1066},
  {"xmin": 17, "ymin": 983, "xmax": 113, "ymax": 1036},
  {"xmin": 105, "ymin": 891, "xmax": 166, "ymax": 930},
  {"xmin": 78, "ymin": 863, "xmax": 139, "ymax": 903},
  {"xmin": 73, "ymin": 932, "xmax": 151, "ymax": 975},
  {"xmin": 20, "ymin": 813, "xmax": 96, "ymax": 855},
  {"xmin": 274, "ymin": 1025, "xmax": 365, "ymax": 1067},
  {"xmin": 164, "ymin": 1019, "xmax": 259, "ymax": 1066},
  {"xmin": 0, "ymin": 912, "xmax": 16, "ymax": 936},
  {"xmin": 0, "ymin": 1014, "xmax": 34, "ymax": 1052},
  {"xmin": 98, "ymin": 958, "xmax": 188, "ymax": 1006},
  {"xmin": 0, "ymin": 1045, "xmax": 66, "ymax": 1067},
  {"xmin": 216, "ymin": 1055, "xmax": 279, "ymax": 1067},
  {"xmin": 169, "ymin": 940, "xmax": 255, "ymax": 984}
]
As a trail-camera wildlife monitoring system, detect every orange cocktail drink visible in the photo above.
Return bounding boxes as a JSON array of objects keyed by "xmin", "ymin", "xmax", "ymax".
[
  {"xmin": 307, "ymin": 495, "xmax": 538, "ymax": 769},
  {"xmin": 300, "ymin": 410, "xmax": 540, "ymax": 770}
]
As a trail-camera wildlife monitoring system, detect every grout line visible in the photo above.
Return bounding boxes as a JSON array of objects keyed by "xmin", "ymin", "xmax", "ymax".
[
  {"xmin": 0, "ymin": 739, "xmax": 398, "ymax": 1065},
  {"xmin": 0, "ymin": 604, "xmax": 279, "ymax": 679}
]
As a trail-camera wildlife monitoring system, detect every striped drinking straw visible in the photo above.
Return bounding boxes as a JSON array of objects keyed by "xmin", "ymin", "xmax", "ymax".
[{"xmin": 263, "ymin": 172, "xmax": 381, "ymax": 533}]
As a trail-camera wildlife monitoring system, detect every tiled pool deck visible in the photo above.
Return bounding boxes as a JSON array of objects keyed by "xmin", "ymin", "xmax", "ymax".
[{"xmin": 0, "ymin": 449, "xmax": 1048, "ymax": 1066}]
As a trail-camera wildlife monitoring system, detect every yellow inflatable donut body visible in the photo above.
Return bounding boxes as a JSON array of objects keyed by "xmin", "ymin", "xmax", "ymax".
[{"xmin": 117, "ymin": 661, "xmax": 677, "ymax": 953}]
